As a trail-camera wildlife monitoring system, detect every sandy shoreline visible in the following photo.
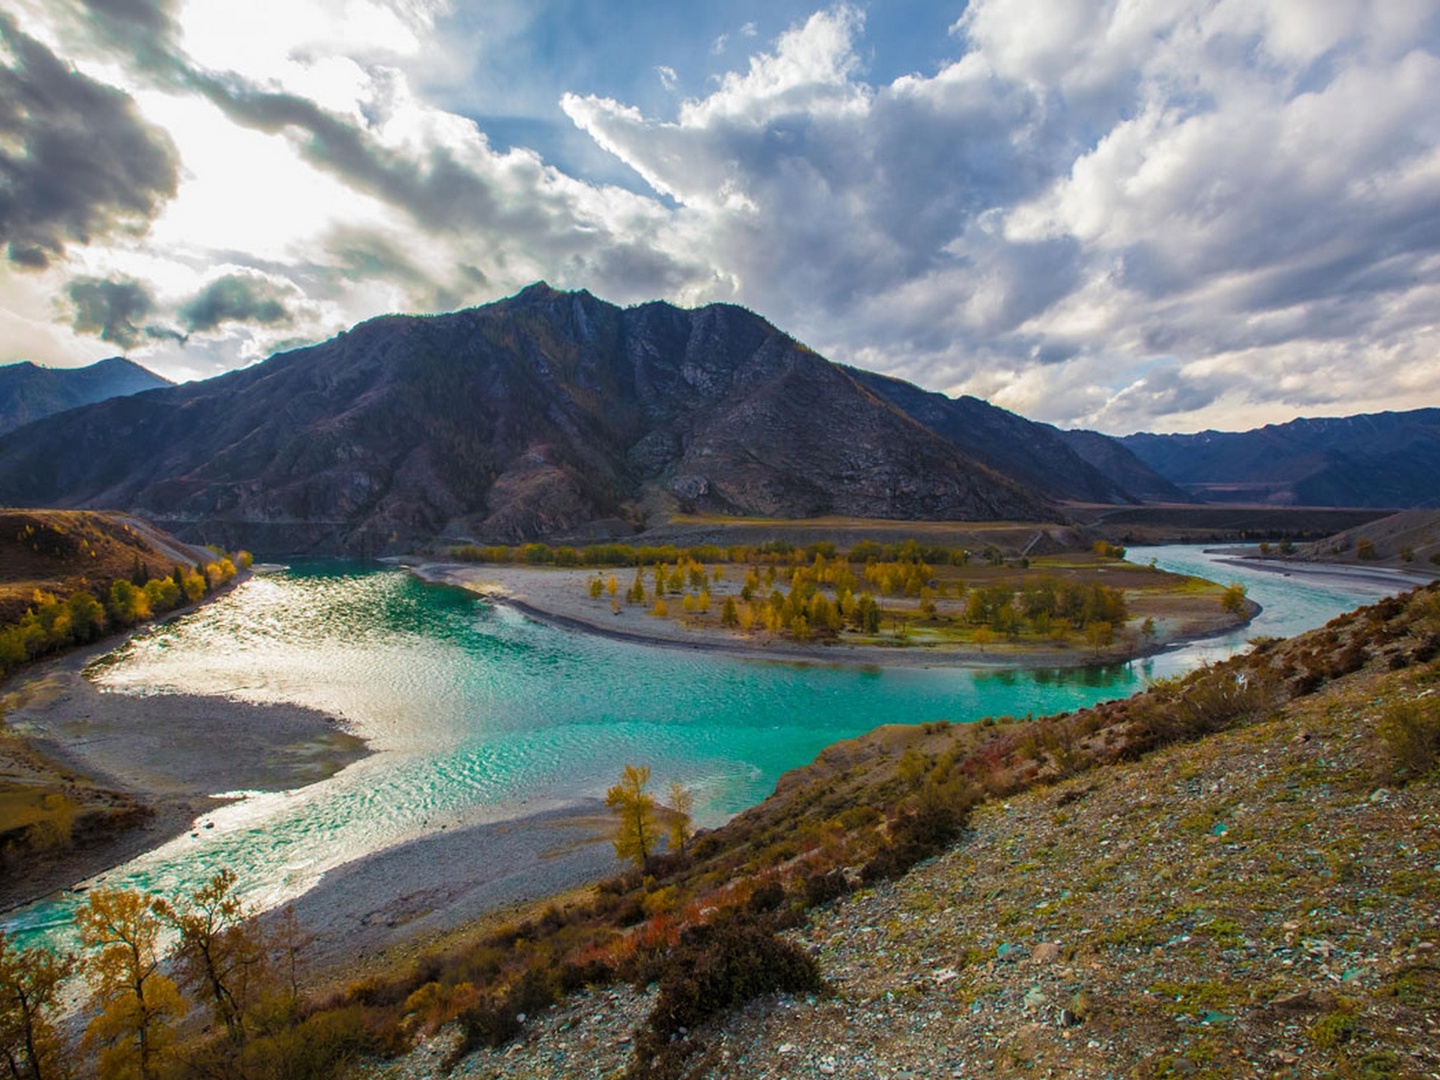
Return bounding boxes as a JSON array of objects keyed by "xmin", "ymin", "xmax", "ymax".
[
  {"xmin": 271, "ymin": 801, "xmax": 617, "ymax": 981},
  {"xmin": 1203, "ymin": 549, "xmax": 1437, "ymax": 591},
  {"xmin": 0, "ymin": 645, "xmax": 369, "ymax": 912}
]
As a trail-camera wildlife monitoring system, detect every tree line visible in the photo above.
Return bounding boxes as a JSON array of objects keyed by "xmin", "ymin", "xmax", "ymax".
[
  {"xmin": 1, "ymin": 869, "xmax": 317, "ymax": 1080},
  {"xmin": 0, "ymin": 552, "xmax": 251, "ymax": 681}
]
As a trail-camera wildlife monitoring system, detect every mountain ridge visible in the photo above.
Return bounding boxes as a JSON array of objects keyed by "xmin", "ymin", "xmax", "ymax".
[
  {"xmin": 1117, "ymin": 409, "xmax": 1440, "ymax": 508},
  {"xmin": 0, "ymin": 356, "xmax": 170, "ymax": 436},
  {"xmin": 0, "ymin": 285, "xmax": 1059, "ymax": 553}
]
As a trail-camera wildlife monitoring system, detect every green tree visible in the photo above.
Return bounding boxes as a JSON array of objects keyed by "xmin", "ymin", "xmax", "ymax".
[
  {"xmin": 76, "ymin": 888, "xmax": 186, "ymax": 1080},
  {"xmin": 1221, "ymin": 582, "xmax": 1248, "ymax": 615},
  {"xmin": 0, "ymin": 931, "xmax": 74, "ymax": 1080},
  {"xmin": 606, "ymin": 764, "xmax": 657, "ymax": 867},
  {"xmin": 720, "ymin": 596, "xmax": 740, "ymax": 628}
]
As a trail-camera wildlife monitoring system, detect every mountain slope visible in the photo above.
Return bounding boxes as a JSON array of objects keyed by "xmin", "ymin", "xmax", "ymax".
[
  {"xmin": 0, "ymin": 356, "xmax": 170, "ymax": 436},
  {"xmin": 1058, "ymin": 428, "xmax": 1195, "ymax": 503},
  {"xmin": 846, "ymin": 369, "xmax": 1185, "ymax": 505},
  {"xmin": 1121, "ymin": 409, "xmax": 1440, "ymax": 508},
  {"xmin": 0, "ymin": 285, "xmax": 1054, "ymax": 552}
]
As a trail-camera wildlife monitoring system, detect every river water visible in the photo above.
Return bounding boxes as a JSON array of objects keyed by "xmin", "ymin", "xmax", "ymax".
[{"xmin": 5, "ymin": 546, "xmax": 1423, "ymax": 938}]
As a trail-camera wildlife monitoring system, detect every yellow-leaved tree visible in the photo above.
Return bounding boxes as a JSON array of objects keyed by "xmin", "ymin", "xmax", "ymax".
[
  {"xmin": 666, "ymin": 781, "xmax": 694, "ymax": 851},
  {"xmin": 156, "ymin": 868, "xmax": 269, "ymax": 1051},
  {"xmin": 0, "ymin": 929, "xmax": 74, "ymax": 1080},
  {"xmin": 76, "ymin": 888, "xmax": 186, "ymax": 1080},
  {"xmin": 606, "ymin": 764, "xmax": 657, "ymax": 867}
]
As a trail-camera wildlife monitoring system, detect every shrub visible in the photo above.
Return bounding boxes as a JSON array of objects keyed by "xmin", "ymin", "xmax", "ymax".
[
  {"xmin": 803, "ymin": 869, "xmax": 851, "ymax": 907},
  {"xmin": 1375, "ymin": 698, "xmax": 1440, "ymax": 782},
  {"xmin": 627, "ymin": 912, "xmax": 822, "ymax": 1080}
]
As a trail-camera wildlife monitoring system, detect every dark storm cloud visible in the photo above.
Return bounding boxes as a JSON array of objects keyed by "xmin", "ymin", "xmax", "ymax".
[
  {"xmin": 180, "ymin": 275, "xmax": 295, "ymax": 333},
  {"xmin": 67, "ymin": 276, "xmax": 156, "ymax": 349},
  {"xmin": 0, "ymin": 15, "xmax": 179, "ymax": 269}
]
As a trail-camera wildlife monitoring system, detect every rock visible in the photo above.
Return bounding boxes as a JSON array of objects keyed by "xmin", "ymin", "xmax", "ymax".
[
  {"xmin": 1031, "ymin": 942, "xmax": 1062, "ymax": 965},
  {"xmin": 1269, "ymin": 989, "xmax": 1314, "ymax": 1012}
]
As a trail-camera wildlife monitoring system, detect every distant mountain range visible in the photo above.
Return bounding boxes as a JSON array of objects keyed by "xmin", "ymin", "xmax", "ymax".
[
  {"xmin": 0, "ymin": 286, "xmax": 1433, "ymax": 552},
  {"xmin": 1114, "ymin": 411, "xmax": 1440, "ymax": 509},
  {"xmin": 0, "ymin": 357, "xmax": 169, "ymax": 436}
]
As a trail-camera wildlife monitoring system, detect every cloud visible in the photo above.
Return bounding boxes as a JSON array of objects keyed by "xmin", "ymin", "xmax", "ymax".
[
  {"xmin": 0, "ymin": 14, "xmax": 179, "ymax": 269},
  {"xmin": 9, "ymin": 0, "xmax": 1440, "ymax": 433},
  {"xmin": 66, "ymin": 276, "xmax": 157, "ymax": 349},
  {"xmin": 179, "ymin": 273, "xmax": 297, "ymax": 333},
  {"xmin": 564, "ymin": 1, "xmax": 1440, "ymax": 431}
]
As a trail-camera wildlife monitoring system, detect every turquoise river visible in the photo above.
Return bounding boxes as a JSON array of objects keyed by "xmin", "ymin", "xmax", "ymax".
[{"xmin": 4, "ymin": 545, "xmax": 1424, "ymax": 939}]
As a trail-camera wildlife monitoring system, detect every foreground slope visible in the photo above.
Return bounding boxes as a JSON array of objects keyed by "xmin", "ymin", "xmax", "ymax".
[
  {"xmin": 0, "ymin": 356, "xmax": 170, "ymax": 436},
  {"xmin": 0, "ymin": 285, "xmax": 1053, "ymax": 553},
  {"xmin": 365, "ymin": 582, "xmax": 1440, "ymax": 1080}
]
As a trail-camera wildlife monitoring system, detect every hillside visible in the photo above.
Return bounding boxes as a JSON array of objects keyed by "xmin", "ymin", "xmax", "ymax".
[
  {"xmin": 1301, "ymin": 508, "xmax": 1440, "ymax": 568},
  {"xmin": 0, "ymin": 356, "xmax": 169, "ymax": 436},
  {"xmin": 1058, "ymin": 427, "xmax": 1194, "ymax": 504},
  {"xmin": 1119, "ymin": 409, "xmax": 1440, "ymax": 508},
  {"xmin": 0, "ymin": 285, "xmax": 1056, "ymax": 554},
  {"xmin": 846, "ymin": 369, "xmax": 1185, "ymax": 505},
  {"xmin": 346, "ymin": 582, "xmax": 1439, "ymax": 1080},
  {"xmin": 0, "ymin": 508, "xmax": 211, "ymax": 623}
]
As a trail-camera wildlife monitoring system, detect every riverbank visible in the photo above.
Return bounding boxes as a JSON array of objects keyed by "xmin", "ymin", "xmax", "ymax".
[
  {"xmin": 406, "ymin": 560, "xmax": 1250, "ymax": 669},
  {"xmin": 271, "ymin": 801, "xmax": 617, "ymax": 983},
  {"xmin": 0, "ymin": 642, "xmax": 368, "ymax": 911}
]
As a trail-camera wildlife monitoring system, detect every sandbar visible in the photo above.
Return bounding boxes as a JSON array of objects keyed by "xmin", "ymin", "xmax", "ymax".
[{"xmin": 0, "ymin": 645, "xmax": 368, "ymax": 911}]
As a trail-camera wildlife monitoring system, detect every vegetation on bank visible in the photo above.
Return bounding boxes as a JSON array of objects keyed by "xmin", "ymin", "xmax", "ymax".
[
  {"xmin": 454, "ymin": 537, "xmax": 1243, "ymax": 655},
  {"xmin": 1, "ymin": 510, "xmax": 254, "ymax": 885},
  {"xmin": 8, "ymin": 580, "xmax": 1436, "ymax": 1079},
  {"xmin": 0, "ymin": 510, "xmax": 253, "ymax": 683}
]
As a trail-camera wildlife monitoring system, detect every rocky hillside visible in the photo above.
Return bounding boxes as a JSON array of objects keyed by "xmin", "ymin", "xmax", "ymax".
[
  {"xmin": 0, "ymin": 285, "xmax": 1056, "ymax": 554},
  {"xmin": 847, "ymin": 369, "xmax": 1186, "ymax": 506},
  {"xmin": 1119, "ymin": 409, "xmax": 1440, "ymax": 508},
  {"xmin": 341, "ymin": 581, "xmax": 1440, "ymax": 1080},
  {"xmin": 0, "ymin": 356, "xmax": 169, "ymax": 436},
  {"xmin": 1058, "ymin": 427, "xmax": 1194, "ymax": 504}
]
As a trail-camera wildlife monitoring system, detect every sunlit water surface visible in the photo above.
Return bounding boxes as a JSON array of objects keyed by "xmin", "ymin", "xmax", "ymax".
[{"xmin": 6, "ymin": 547, "xmax": 1420, "ymax": 940}]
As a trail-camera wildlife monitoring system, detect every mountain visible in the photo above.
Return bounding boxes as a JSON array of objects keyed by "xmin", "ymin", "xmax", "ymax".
[
  {"xmin": 1119, "ymin": 409, "xmax": 1440, "ymax": 508},
  {"xmin": 0, "ymin": 284, "xmax": 1055, "ymax": 553},
  {"xmin": 847, "ymin": 369, "xmax": 1186, "ymax": 505},
  {"xmin": 0, "ymin": 357, "xmax": 171, "ymax": 436},
  {"xmin": 1056, "ymin": 428, "xmax": 1195, "ymax": 504}
]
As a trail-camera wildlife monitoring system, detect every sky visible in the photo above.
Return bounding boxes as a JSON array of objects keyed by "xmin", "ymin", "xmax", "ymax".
[{"xmin": 2, "ymin": 1, "xmax": 1438, "ymax": 435}]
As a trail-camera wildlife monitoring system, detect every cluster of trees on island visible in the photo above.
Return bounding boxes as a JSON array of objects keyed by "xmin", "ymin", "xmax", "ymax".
[
  {"xmin": 567, "ymin": 546, "xmax": 1132, "ymax": 647},
  {"xmin": 0, "ymin": 551, "xmax": 251, "ymax": 681}
]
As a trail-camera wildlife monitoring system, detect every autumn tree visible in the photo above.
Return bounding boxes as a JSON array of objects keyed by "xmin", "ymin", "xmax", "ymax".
[
  {"xmin": 1084, "ymin": 620, "xmax": 1114, "ymax": 655},
  {"xmin": 157, "ymin": 868, "xmax": 268, "ymax": 1050},
  {"xmin": 1221, "ymin": 582, "xmax": 1248, "ymax": 615},
  {"xmin": 606, "ymin": 764, "xmax": 657, "ymax": 867},
  {"xmin": 0, "ymin": 930, "xmax": 74, "ymax": 1080},
  {"xmin": 76, "ymin": 888, "xmax": 186, "ymax": 1080},
  {"xmin": 666, "ymin": 781, "xmax": 694, "ymax": 851}
]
